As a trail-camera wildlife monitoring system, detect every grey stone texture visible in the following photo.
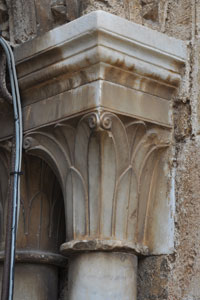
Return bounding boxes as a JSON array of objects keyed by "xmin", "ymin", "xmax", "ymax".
[
  {"xmin": 1, "ymin": 1, "xmax": 200, "ymax": 300},
  {"xmin": 0, "ymin": 0, "xmax": 9, "ymax": 39}
]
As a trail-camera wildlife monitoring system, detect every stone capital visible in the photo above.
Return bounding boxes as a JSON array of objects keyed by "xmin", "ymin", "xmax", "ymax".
[
  {"xmin": 9, "ymin": 11, "xmax": 187, "ymax": 256},
  {"xmin": 0, "ymin": 10, "xmax": 187, "ymax": 300},
  {"xmin": 23, "ymin": 106, "xmax": 171, "ymax": 255}
]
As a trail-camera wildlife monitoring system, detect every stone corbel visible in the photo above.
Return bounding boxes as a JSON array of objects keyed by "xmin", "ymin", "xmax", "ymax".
[{"xmin": 12, "ymin": 10, "xmax": 186, "ymax": 299}]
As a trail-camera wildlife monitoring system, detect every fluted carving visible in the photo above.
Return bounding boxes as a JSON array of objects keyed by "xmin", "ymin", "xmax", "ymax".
[
  {"xmin": 0, "ymin": 154, "xmax": 65, "ymax": 300},
  {"xmin": 0, "ymin": 151, "xmax": 66, "ymax": 265},
  {"xmin": 17, "ymin": 155, "xmax": 65, "ymax": 257},
  {"xmin": 24, "ymin": 110, "xmax": 170, "ymax": 253}
]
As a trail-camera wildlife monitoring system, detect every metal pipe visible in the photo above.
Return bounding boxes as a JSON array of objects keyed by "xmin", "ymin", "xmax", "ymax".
[{"xmin": 0, "ymin": 36, "xmax": 23, "ymax": 300}]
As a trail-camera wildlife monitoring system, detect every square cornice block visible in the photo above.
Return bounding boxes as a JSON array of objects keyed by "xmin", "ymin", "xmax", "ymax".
[{"xmin": 9, "ymin": 10, "xmax": 186, "ymax": 137}]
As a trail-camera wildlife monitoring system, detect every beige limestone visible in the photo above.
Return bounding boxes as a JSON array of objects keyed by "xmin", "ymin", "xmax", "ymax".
[
  {"xmin": 67, "ymin": 252, "xmax": 137, "ymax": 300},
  {"xmin": 168, "ymin": 139, "xmax": 200, "ymax": 299},
  {"xmin": 1, "ymin": 1, "xmax": 200, "ymax": 300},
  {"xmin": 9, "ymin": 12, "xmax": 185, "ymax": 259},
  {"xmin": 0, "ymin": 155, "xmax": 66, "ymax": 299},
  {"xmin": 0, "ymin": 10, "xmax": 185, "ymax": 300}
]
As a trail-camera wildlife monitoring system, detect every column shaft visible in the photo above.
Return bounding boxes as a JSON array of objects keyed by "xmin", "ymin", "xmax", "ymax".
[
  {"xmin": 0, "ymin": 264, "xmax": 58, "ymax": 300},
  {"xmin": 67, "ymin": 252, "xmax": 137, "ymax": 300}
]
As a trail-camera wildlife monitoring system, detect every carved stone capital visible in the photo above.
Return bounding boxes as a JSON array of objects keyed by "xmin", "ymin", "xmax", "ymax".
[
  {"xmin": 0, "ymin": 151, "xmax": 66, "ymax": 300},
  {"xmin": 0, "ymin": 153, "xmax": 66, "ymax": 267},
  {"xmin": 24, "ymin": 109, "xmax": 172, "ymax": 255},
  {"xmin": 0, "ymin": 11, "xmax": 187, "ymax": 299},
  {"xmin": 0, "ymin": 10, "xmax": 186, "ymax": 257}
]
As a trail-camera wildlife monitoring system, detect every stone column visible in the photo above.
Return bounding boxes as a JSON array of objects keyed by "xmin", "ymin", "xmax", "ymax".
[
  {"xmin": 67, "ymin": 252, "xmax": 137, "ymax": 300},
  {"xmin": 24, "ymin": 109, "xmax": 171, "ymax": 299},
  {"xmin": 0, "ymin": 153, "xmax": 66, "ymax": 300},
  {"xmin": 0, "ymin": 10, "xmax": 186, "ymax": 299}
]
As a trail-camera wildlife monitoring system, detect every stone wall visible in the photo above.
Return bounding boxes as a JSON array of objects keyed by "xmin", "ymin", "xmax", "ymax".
[
  {"xmin": 0, "ymin": 0, "xmax": 9, "ymax": 39},
  {"xmin": 1, "ymin": 1, "xmax": 200, "ymax": 299},
  {"xmin": 2, "ymin": 0, "xmax": 194, "ymax": 44}
]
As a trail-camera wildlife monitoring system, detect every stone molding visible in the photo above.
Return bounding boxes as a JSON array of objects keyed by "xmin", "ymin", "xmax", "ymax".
[
  {"xmin": 0, "ymin": 250, "xmax": 66, "ymax": 267},
  {"xmin": 1, "ymin": 11, "xmax": 187, "ymax": 256},
  {"xmin": 0, "ymin": 10, "xmax": 187, "ymax": 140}
]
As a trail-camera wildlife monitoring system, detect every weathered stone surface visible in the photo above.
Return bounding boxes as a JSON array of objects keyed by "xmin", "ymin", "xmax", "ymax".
[
  {"xmin": 4, "ymin": 11, "xmax": 184, "ymax": 299},
  {"xmin": 81, "ymin": 0, "xmax": 132, "ymax": 19},
  {"xmin": 34, "ymin": 0, "xmax": 53, "ymax": 34},
  {"xmin": 0, "ymin": 264, "xmax": 59, "ymax": 300},
  {"xmin": 10, "ymin": 11, "xmax": 185, "ymax": 137},
  {"xmin": 0, "ymin": 155, "xmax": 66, "ymax": 299},
  {"xmin": 11, "ymin": 13, "xmax": 186, "ymax": 261},
  {"xmin": 51, "ymin": 0, "xmax": 68, "ymax": 25},
  {"xmin": 0, "ymin": 155, "xmax": 66, "ymax": 255},
  {"xmin": 138, "ymin": 139, "xmax": 200, "ymax": 300},
  {"xmin": 2, "ymin": 0, "xmax": 195, "ymax": 44},
  {"xmin": 0, "ymin": 142, "xmax": 10, "ymax": 251},
  {"xmin": 6, "ymin": 0, "xmax": 37, "ymax": 44},
  {"xmin": 0, "ymin": 11, "xmax": 186, "ymax": 143},
  {"xmin": 67, "ymin": 252, "xmax": 137, "ymax": 300},
  {"xmin": 23, "ymin": 109, "xmax": 173, "ymax": 256},
  {"xmin": 164, "ymin": 0, "xmax": 192, "ymax": 41},
  {"xmin": 0, "ymin": 0, "xmax": 9, "ymax": 39},
  {"xmin": 167, "ymin": 139, "xmax": 200, "ymax": 300},
  {"xmin": 1, "ymin": 1, "xmax": 200, "ymax": 300},
  {"xmin": 17, "ymin": 155, "xmax": 65, "ymax": 255},
  {"xmin": 174, "ymin": 100, "xmax": 192, "ymax": 141},
  {"xmin": 191, "ymin": 38, "xmax": 200, "ymax": 135},
  {"xmin": 138, "ymin": 255, "xmax": 170, "ymax": 300}
]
